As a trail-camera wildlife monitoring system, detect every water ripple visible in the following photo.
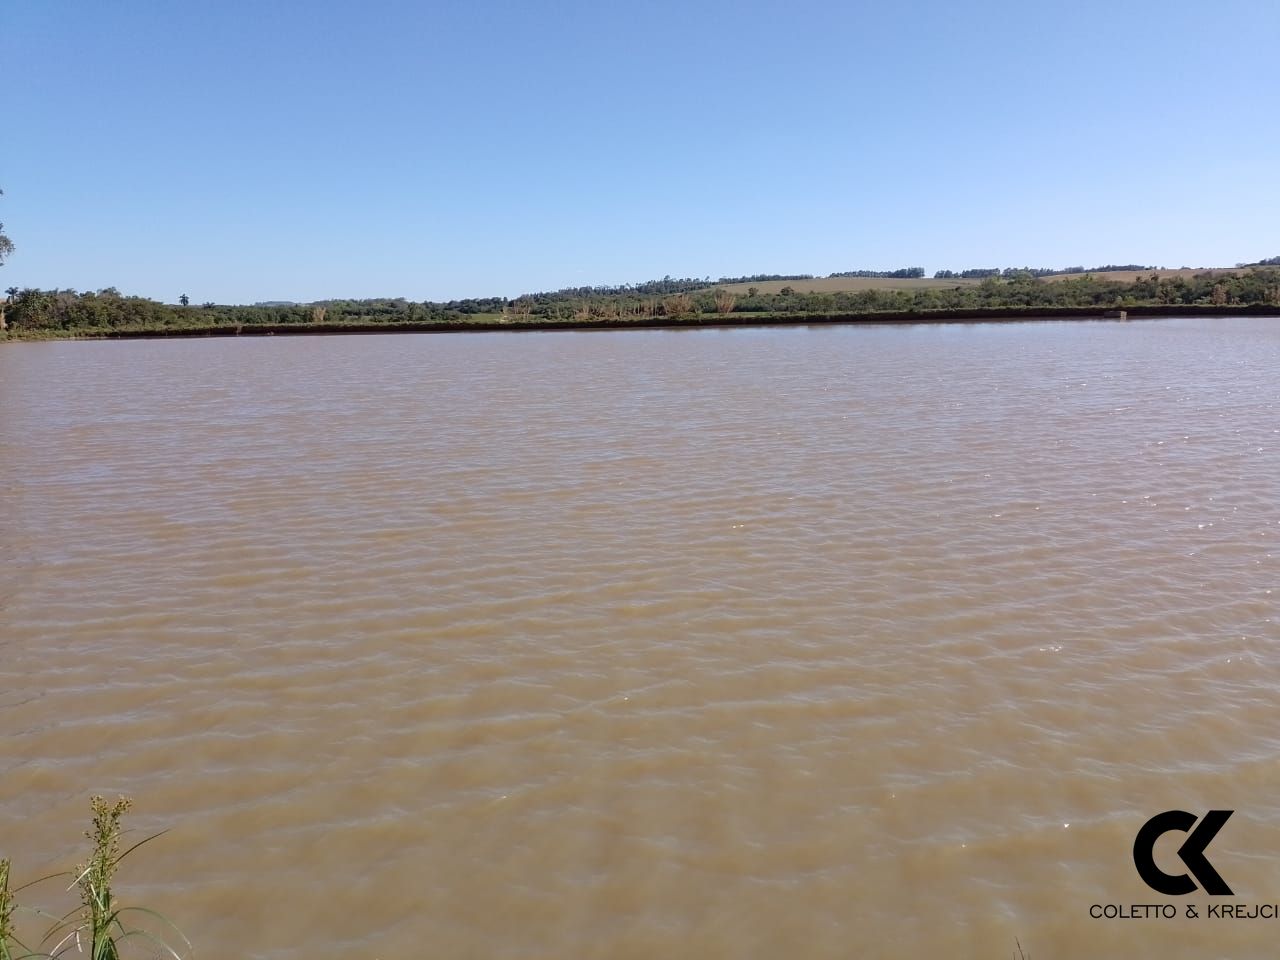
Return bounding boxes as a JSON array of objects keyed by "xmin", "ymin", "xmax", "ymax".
[{"xmin": 3, "ymin": 318, "xmax": 1280, "ymax": 958}]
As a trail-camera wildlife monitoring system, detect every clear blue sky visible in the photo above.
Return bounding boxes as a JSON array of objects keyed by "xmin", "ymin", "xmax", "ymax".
[{"xmin": 3, "ymin": 0, "xmax": 1277, "ymax": 304}]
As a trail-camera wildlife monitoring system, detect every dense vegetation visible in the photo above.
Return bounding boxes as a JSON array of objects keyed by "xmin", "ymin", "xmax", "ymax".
[
  {"xmin": 1, "ymin": 186, "xmax": 1277, "ymax": 343},
  {"xmin": 3, "ymin": 266, "xmax": 1278, "ymax": 337},
  {"xmin": 1, "ymin": 181, "xmax": 1277, "ymax": 335}
]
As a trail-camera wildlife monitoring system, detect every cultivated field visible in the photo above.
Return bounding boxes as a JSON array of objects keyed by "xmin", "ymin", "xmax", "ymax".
[
  {"xmin": 715, "ymin": 268, "xmax": 1240, "ymax": 295},
  {"xmin": 1040, "ymin": 268, "xmax": 1233, "ymax": 284},
  {"xmin": 715, "ymin": 276, "xmax": 983, "ymax": 295}
]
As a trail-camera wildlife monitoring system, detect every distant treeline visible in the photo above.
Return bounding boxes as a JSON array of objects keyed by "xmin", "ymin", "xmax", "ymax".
[
  {"xmin": 828, "ymin": 268, "xmax": 925, "ymax": 279},
  {"xmin": 934, "ymin": 264, "xmax": 1160, "ymax": 279},
  {"xmin": 717, "ymin": 273, "xmax": 814, "ymax": 284},
  {"xmin": 524, "ymin": 268, "xmax": 926, "ymax": 298},
  {"xmin": 525, "ymin": 276, "xmax": 714, "ymax": 300},
  {"xmin": 3, "ymin": 267, "xmax": 1279, "ymax": 336}
]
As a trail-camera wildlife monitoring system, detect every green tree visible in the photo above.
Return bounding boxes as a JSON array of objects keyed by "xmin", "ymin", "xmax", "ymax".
[
  {"xmin": 0, "ymin": 189, "xmax": 13, "ymax": 266},
  {"xmin": 179, "ymin": 294, "xmax": 190, "ymax": 307}
]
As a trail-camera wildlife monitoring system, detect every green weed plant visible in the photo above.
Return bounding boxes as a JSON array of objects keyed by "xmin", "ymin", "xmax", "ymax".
[{"xmin": 1, "ymin": 797, "xmax": 188, "ymax": 960}]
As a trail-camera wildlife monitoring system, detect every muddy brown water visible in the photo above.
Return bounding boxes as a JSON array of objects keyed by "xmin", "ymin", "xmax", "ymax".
[{"xmin": 3, "ymin": 318, "xmax": 1280, "ymax": 959}]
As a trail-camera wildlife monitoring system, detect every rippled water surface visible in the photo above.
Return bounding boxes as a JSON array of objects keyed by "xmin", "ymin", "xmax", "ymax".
[{"xmin": 3, "ymin": 318, "xmax": 1280, "ymax": 959}]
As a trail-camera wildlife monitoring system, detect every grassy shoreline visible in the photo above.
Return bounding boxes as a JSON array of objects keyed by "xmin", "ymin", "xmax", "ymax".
[{"xmin": 3, "ymin": 302, "xmax": 1277, "ymax": 342}]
